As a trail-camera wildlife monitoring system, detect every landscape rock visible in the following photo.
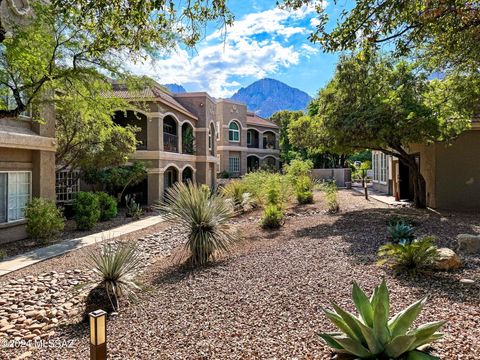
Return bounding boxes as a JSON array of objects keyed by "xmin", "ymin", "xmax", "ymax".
[
  {"xmin": 433, "ymin": 248, "xmax": 461, "ymax": 270},
  {"xmin": 456, "ymin": 234, "xmax": 480, "ymax": 254}
]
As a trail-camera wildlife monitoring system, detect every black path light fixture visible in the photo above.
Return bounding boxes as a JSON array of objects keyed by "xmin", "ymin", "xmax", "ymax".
[{"xmin": 89, "ymin": 309, "xmax": 107, "ymax": 360}]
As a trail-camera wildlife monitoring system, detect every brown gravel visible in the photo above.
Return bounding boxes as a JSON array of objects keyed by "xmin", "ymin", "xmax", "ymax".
[{"xmin": 2, "ymin": 190, "xmax": 480, "ymax": 359}]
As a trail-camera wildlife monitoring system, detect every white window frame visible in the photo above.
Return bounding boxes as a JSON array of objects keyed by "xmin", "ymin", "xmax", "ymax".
[
  {"xmin": 229, "ymin": 155, "xmax": 240, "ymax": 174},
  {"xmin": 228, "ymin": 121, "xmax": 240, "ymax": 142},
  {"xmin": 56, "ymin": 169, "xmax": 81, "ymax": 204},
  {"xmin": 372, "ymin": 152, "xmax": 388, "ymax": 185},
  {"xmin": 0, "ymin": 171, "xmax": 32, "ymax": 224}
]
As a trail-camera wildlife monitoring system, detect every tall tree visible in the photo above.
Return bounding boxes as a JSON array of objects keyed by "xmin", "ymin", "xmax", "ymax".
[
  {"xmin": 289, "ymin": 52, "xmax": 476, "ymax": 207},
  {"xmin": 282, "ymin": 0, "xmax": 480, "ymax": 71},
  {"xmin": 0, "ymin": 0, "xmax": 232, "ymax": 118}
]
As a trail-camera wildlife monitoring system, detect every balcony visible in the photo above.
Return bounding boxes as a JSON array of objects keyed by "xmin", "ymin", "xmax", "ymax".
[
  {"xmin": 263, "ymin": 139, "xmax": 278, "ymax": 150},
  {"xmin": 163, "ymin": 133, "xmax": 178, "ymax": 153}
]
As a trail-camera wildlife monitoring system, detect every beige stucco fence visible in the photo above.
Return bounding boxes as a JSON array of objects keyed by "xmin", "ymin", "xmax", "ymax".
[{"xmin": 311, "ymin": 168, "xmax": 352, "ymax": 188}]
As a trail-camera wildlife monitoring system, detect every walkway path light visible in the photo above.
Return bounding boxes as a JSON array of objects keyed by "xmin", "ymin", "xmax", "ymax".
[{"xmin": 89, "ymin": 309, "xmax": 107, "ymax": 360}]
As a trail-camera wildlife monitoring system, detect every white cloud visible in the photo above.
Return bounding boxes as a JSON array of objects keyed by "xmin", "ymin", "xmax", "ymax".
[{"xmin": 124, "ymin": 4, "xmax": 325, "ymax": 98}]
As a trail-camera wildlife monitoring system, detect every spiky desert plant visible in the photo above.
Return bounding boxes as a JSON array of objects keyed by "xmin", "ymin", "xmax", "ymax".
[
  {"xmin": 158, "ymin": 181, "xmax": 237, "ymax": 266},
  {"xmin": 89, "ymin": 242, "xmax": 142, "ymax": 312},
  {"xmin": 319, "ymin": 280, "xmax": 445, "ymax": 359},
  {"xmin": 378, "ymin": 236, "xmax": 439, "ymax": 272},
  {"xmin": 388, "ymin": 221, "xmax": 415, "ymax": 244}
]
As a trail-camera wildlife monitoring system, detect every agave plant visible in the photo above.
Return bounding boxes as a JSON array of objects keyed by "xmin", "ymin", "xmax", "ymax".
[
  {"xmin": 158, "ymin": 181, "xmax": 237, "ymax": 266},
  {"xmin": 319, "ymin": 280, "xmax": 445, "ymax": 359},
  {"xmin": 378, "ymin": 236, "xmax": 439, "ymax": 272},
  {"xmin": 88, "ymin": 242, "xmax": 142, "ymax": 312},
  {"xmin": 388, "ymin": 221, "xmax": 415, "ymax": 245}
]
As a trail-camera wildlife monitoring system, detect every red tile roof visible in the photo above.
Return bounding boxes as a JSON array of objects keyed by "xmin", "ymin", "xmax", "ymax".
[
  {"xmin": 246, "ymin": 112, "xmax": 278, "ymax": 129},
  {"xmin": 107, "ymin": 83, "xmax": 197, "ymax": 119}
]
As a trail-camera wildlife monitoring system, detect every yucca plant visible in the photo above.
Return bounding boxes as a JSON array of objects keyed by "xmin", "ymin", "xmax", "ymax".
[
  {"xmin": 378, "ymin": 236, "xmax": 439, "ymax": 273},
  {"xmin": 158, "ymin": 181, "xmax": 237, "ymax": 266},
  {"xmin": 319, "ymin": 280, "xmax": 445, "ymax": 359},
  {"xmin": 88, "ymin": 242, "xmax": 142, "ymax": 312},
  {"xmin": 388, "ymin": 222, "xmax": 415, "ymax": 245}
]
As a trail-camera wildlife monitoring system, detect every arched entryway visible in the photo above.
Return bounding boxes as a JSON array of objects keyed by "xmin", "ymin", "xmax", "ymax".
[
  {"xmin": 164, "ymin": 166, "xmax": 179, "ymax": 194},
  {"xmin": 182, "ymin": 123, "xmax": 195, "ymax": 154},
  {"xmin": 261, "ymin": 156, "xmax": 277, "ymax": 170},
  {"xmin": 247, "ymin": 155, "xmax": 260, "ymax": 172},
  {"xmin": 247, "ymin": 129, "xmax": 259, "ymax": 148},
  {"xmin": 163, "ymin": 116, "xmax": 178, "ymax": 152},
  {"xmin": 182, "ymin": 166, "xmax": 194, "ymax": 183}
]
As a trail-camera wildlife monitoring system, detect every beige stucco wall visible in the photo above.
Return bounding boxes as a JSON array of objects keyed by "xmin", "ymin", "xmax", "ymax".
[{"xmin": 433, "ymin": 130, "xmax": 480, "ymax": 209}]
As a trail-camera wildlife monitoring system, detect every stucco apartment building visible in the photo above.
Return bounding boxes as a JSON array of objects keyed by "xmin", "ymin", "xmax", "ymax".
[
  {"xmin": 216, "ymin": 102, "xmax": 280, "ymax": 176},
  {"xmin": 0, "ymin": 106, "xmax": 57, "ymax": 242},
  {"xmin": 372, "ymin": 121, "xmax": 480, "ymax": 209},
  {"xmin": 110, "ymin": 85, "xmax": 218, "ymax": 205}
]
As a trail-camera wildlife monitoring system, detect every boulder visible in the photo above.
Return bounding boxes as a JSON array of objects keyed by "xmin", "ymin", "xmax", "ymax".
[
  {"xmin": 433, "ymin": 248, "xmax": 461, "ymax": 270},
  {"xmin": 456, "ymin": 234, "xmax": 480, "ymax": 254}
]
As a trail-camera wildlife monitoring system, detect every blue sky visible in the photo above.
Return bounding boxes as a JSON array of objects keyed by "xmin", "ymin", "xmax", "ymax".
[{"xmin": 127, "ymin": 1, "xmax": 345, "ymax": 98}]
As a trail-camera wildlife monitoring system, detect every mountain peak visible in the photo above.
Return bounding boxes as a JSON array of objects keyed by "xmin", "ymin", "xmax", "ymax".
[
  {"xmin": 163, "ymin": 83, "xmax": 187, "ymax": 93},
  {"xmin": 231, "ymin": 78, "xmax": 311, "ymax": 118}
]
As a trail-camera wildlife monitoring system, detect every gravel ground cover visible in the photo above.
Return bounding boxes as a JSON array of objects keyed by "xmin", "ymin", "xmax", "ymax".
[{"xmin": 2, "ymin": 190, "xmax": 479, "ymax": 359}]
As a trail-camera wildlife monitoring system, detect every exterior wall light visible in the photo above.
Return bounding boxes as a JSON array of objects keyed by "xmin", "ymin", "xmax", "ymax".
[{"xmin": 89, "ymin": 309, "xmax": 107, "ymax": 360}]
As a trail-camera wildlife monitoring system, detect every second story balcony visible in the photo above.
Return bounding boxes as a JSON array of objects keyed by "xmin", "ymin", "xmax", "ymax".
[{"xmin": 163, "ymin": 132, "xmax": 178, "ymax": 153}]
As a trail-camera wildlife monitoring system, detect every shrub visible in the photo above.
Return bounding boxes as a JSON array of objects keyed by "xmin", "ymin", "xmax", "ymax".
[
  {"xmin": 377, "ymin": 236, "xmax": 439, "ymax": 272},
  {"xmin": 218, "ymin": 170, "xmax": 231, "ymax": 179},
  {"xmin": 318, "ymin": 280, "xmax": 446, "ymax": 359},
  {"xmin": 73, "ymin": 192, "xmax": 101, "ymax": 230},
  {"xmin": 88, "ymin": 242, "xmax": 142, "ymax": 312},
  {"xmin": 221, "ymin": 180, "xmax": 255, "ymax": 213},
  {"xmin": 295, "ymin": 175, "xmax": 314, "ymax": 205},
  {"xmin": 388, "ymin": 221, "xmax": 415, "ymax": 244},
  {"xmin": 297, "ymin": 191, "xmax": 314, "ymax": 205},
  {"xmin": 323, "ymin": 181, "xmax": 339, "ymax": 213},
  {"xmin": 284, "ymin": 159, "xmax": 313, "ymax": 182},
  {"xmin": 125, "ymin": 194, "xmax": 143, "ymax": 219},
  {"xmin": 242, "ymin": 171, "xmax": 292, "ymax": 207},
  {"xmin": 158, "ymin": 182, "xmax": 237, "ymax": 266},
  {"xmin": 25, "ymin": 198, "xmax": 64, "ymax": 243},
  {"xmin": 96, "ymin": 192, "xmax": 118, "ymax": 221},
  {"xmin": 0, "ymin": 249, "xmax": 6, "ymax": 260},
  {"xmin": 261, "ymin": 205, "xmax": 284, "ymax": 229}
]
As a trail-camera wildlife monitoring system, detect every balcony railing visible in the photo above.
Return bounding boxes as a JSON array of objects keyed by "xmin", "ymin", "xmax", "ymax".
[
  {"xmin": 163, "ymin": 133, "xmax": 178, "ymax": 153},
  {"xmin": 247, "ymin": 140, "xmax": 260, "ymax": 148},
  {"xmin": 263, "ymin": 140, "xmax": 278, "ymax": 150}
]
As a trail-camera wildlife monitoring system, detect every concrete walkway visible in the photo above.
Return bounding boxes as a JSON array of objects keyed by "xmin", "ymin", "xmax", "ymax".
[
  {"xmin": 351, "ymin": 185, "xmax": 413, "ymax": 207},
  {"xmin": 0, "ymin": 215, "xmax": 164, "ymax": 276}
]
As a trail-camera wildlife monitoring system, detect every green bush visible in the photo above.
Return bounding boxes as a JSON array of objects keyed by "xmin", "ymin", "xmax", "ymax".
[
  {"xmin": 158, "ymin": 182, "xmax": 237, "ymax": 266},
  {"xmin": 319, "ymin": 280, "xmax": 445, "ymax": 359},
  {"xmin": 25, "ymin": 198, "xmax": 64, "ymax": 243},
  {"xmin": 242, "ymin": 171, "xmax": 292, "ymax": 207},
  {"xmin": 323, "ymin": 181, "xmax": 339, "ymax": 213},
  {"xmin": 261, "ymin": 205, "xmax": 284, "ymax": 229},
  {"xmin": 221, "ymin": 180, "xmax": 255, "ymax": 212},
  {"xmin": 377, "ymin": 236, "xmax": 439, "ymax": 272},
  {"xmin": 388, "ymin": 221, "xmax": 415, "ymax": 244},
  {"xmin": 73, "ymin": 192, "xmax": 101, "ymax": 230},
  {"xmin": 295, "ymin": 175, "xmax": 314, "ymax": 205},
  {"xmin": 96, "ymin": 192, "xmax": 118, "ymax": 221},
  {"xmin": 297, "ymin": 191, "xmax": 314, "ymax": 205},
  {"xmin": 284, "ymin": 159, "xmax": 313, "ymax": 182},
  {"xmin": 0, "ymin": 249, "xmax": 6, "ymax": 260}
]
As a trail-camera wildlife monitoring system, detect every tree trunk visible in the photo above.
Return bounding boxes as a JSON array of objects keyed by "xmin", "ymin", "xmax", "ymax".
[{"xmin": 398, "ymin": 154, "xmax": 427, "ymax": 208}]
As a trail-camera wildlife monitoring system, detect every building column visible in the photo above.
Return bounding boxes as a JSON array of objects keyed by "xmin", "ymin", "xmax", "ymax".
[
  {"xmin": 147, "ymin": 171, "xmax": 164, "ymax": 205},
  {"xmin": 32, "ymin": 150, "xmax": 55, "ymax": 200},
  {"xmin": 258, "ymin": 132, "xmax": 264, "ymax": 149},
  {"xmin": 177, "ymin": 122, "xmax": 182, "ymax": 154}
]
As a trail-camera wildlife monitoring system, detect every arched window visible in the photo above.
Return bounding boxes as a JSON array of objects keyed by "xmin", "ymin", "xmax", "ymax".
[{"xmin": 228, "ymin": 121, "xmax": 240, "ymax": 142}]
